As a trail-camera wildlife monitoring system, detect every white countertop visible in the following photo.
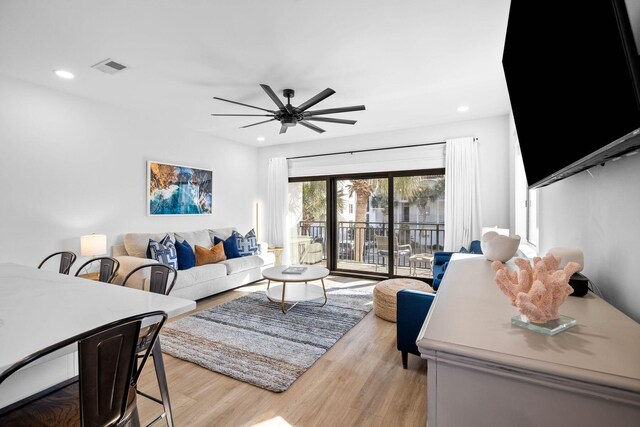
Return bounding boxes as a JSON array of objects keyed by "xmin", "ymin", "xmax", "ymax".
[
  {"xmin": 417, "ymin": 254, "xmax": 640, "ymax": 393},
  {"xmin": 0, "ymin": 262, "xmax": 196, "ymax": 372}
]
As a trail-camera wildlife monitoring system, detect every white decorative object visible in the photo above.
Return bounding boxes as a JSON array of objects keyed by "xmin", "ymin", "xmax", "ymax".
[
  {"xmin": 481, "ymin": 231, "xmax": 521, "ymax": 262},
  {"xmin": 547, "ymin": 247, "xmax": 584, "ymax": 272},
  {"xmin": 482, "ymin": 226, "xmax": 510, "ymax": 237}
]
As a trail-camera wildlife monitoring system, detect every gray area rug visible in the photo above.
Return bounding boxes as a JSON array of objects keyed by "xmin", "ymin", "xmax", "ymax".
[{"xmin": 160, "ymin": 288, "xmax": 373, "ymax": 392}]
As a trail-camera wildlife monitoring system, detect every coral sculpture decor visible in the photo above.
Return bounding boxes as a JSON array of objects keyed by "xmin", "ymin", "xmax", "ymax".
[{"xmin": 492, "ymin": 253, "xmax": 581, "ymax": 324}]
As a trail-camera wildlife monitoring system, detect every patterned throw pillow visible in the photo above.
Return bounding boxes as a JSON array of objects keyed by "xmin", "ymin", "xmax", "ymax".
[
  {"xmin": 233, "ymin": 229, "xmax": 259, "ymax": 257},
  {"xmin": 148, "ymin": 235, "xmax": 178, "ymax": 269}
]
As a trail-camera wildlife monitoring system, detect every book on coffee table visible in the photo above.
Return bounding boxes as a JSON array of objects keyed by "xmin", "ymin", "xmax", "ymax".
[{"xmin": 282, "ymin": 266, "xmax": 307, "ymax": 274}]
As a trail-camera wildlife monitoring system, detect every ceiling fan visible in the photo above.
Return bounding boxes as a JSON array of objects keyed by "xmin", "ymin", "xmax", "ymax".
[{"xmin": 212, "ymin": 84, "xmax": 365, "ymax": 134}]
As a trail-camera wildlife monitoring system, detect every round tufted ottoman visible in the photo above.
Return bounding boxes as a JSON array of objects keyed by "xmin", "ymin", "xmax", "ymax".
[{"xmin": 373, "ymin": 278, "xmax": 434, "ymax": 322}]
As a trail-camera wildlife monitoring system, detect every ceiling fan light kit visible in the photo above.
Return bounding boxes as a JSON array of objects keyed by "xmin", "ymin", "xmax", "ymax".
[{"xmin": 212, "ymin": 84, "xmax": 365, "ymax": 134}]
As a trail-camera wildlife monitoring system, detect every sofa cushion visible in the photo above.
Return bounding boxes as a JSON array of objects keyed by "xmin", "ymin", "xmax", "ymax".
[
  {"xmin": 172, "ymin": 262, "xmax": 227, "ymax": 291},
  {"xmin": 195, "ymin": 243, "xmax": 226, "ymax": 266},
  {"xmin": 124, "ymin": 232, "xmax": 175, "ymax": 258},
  {"xmin": 148, "ymin": 235, "xmax": 178, "ymax": 269},
  {"xmin": 220, "ymin": 255, "xmax": 264, "ymax": 274},
  {"xmin": 209, "ymin": 228, "xmax": 237, "ymax": 241},
  {"xmin": 233, "ymin": 229, "xmax": 259, "ymax": 256},
  {"xmin": 174, "ymin": 230, "xmax": 212, "ymax": 253},
  {"xmin": 257, "ymin": 252, "xmax": 275, "ymax": 266},
  {"xmin": 175, "ymin": 239, "xmax": 196, "ymax": 270},
  {"xmin": 214, "ymin": 234, "xmax": 241, "ymax": 259}
]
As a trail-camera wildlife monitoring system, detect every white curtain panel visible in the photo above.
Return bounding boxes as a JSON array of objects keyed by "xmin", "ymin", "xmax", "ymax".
[
  {"xmin": 444, "ymin": 137, "xmax": 483, "ymax": 251},
  {"xmin": 266, "ymin": 157, "xmax": 290, "ymax": 265}
]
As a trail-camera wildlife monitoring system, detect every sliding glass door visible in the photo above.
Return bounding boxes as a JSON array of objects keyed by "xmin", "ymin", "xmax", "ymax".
[
  {"xmin": 334, "ymin": 177, "xmax": 388, "ymax": 274},
  {"xmin": 287, "ymin": 179, "xmax": 327, "ymax": 266},
  {"xmin": 288, "ymin": 169, "xmax": 444, "ymax": 281},
  {"xmin": 392, "ymin": 174, "xmax": 445, "ymax": 278}
]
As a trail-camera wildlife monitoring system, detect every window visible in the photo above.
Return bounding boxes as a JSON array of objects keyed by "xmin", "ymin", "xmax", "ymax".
[
  {"xmin": 527, "ymin": 188, "xmax": 539, "ymax": 247},
  {"xmin": 349, "ymin": 204, "xmax": 353, "ymax": 214},
  {"xmin": 514, "ymin": 136, "xmax": 539, "ymax": 247}
]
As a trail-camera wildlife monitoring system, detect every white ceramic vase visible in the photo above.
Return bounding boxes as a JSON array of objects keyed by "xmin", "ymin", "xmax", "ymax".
[{"xmin": 481, "ymin": 231, "xmax": 521, "ymax": 263}]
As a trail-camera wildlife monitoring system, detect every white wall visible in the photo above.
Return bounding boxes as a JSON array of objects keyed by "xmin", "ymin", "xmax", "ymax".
[
  {"xmin": 0, "ymin": 75, "xmax": 258, "ymax": 268},
  {"xmin": 257, "ymin": 115, "xmax": 511, "ymax": 234},
  {"xmin": 538, "ymin": 155, "xmax": 640, "ymax": 322}
]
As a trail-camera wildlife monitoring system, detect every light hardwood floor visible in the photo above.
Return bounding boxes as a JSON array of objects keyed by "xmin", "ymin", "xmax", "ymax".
[{"xmin": 137, "ymin": 276, "xmax": 428, "ymax": 427}]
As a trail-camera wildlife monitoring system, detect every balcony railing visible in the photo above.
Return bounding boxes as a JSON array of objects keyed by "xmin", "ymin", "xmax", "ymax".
[{"xmin": 296, "ymin": 220, "xmax": 445, "ymax": 268}]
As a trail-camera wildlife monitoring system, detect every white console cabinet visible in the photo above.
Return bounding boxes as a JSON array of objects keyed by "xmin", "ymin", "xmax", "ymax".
[{"xmin": 417, "ymin": 254, "xmax": 640, "ymax": 427}]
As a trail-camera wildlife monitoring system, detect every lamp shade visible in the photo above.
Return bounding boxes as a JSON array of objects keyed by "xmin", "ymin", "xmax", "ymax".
[{"xmin": 81, "ymin": 234, "xmax": 107, "ymax": 257}]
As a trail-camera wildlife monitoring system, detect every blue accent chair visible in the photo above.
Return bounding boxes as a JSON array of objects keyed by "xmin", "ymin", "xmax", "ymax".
[
  {"xmin": 397, "ymin": 289, "xmax": 436, "ymax": 368},
  {"xmin": 432, "ymin": 240, "xmax": 482, "ymax": 291}
]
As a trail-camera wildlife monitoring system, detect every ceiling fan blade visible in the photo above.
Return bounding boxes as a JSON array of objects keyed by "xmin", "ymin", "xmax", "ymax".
[
  {"xmin": 260, "ymin": 84, "xmax": 287, "ymax": 111},
  {"xmin": 279, "ymin": 124, "xmax": 288, "ymax": 134},
  {"xmin": 239, "ymin": 118, "xmax": 276, "ymax": 129},
  {"xmin": 213, "ymin": 96, "xmax": 275, "ymax": 114},
  {"xmin": 211, "ymin": 114, "xmax": 274, "ymax": 117},
  {"xmin": 304, "ymin": 105, "xmax": 366, "ymax": 116},
  {"xmin": 299, "ymin": 120, "xmax": 326, "ymax": 133},
  {"xmin": 296, "ymin": 88, "xmax": 336, "ymax": 112},
  {"xmin": 305, "ymin": 117, "xmax": 357, "ymax": 125}
]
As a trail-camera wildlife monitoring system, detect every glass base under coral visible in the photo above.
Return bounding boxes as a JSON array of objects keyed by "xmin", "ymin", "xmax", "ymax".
[{"xmin": 511, "ymin": 314, "xmax": 577, "ymax": 336}]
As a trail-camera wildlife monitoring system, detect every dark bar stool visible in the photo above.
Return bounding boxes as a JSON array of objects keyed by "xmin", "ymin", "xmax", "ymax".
[
  {"xmin": 37, "ymin": 251, "xmax": 77, "ymax": 275},
  {"xmin": 75, "ymin": 256, "xmax": 120, "ymax": 283},
  {"xmin": 0, "ymin": 310, "xmax": 167, "ymax": 427},
  {"xmin": 122, "ymin": 264, "xmax": 177, "ymax": 427}
]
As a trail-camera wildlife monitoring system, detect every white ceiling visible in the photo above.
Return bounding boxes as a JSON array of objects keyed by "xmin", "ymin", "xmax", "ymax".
[{"xmin": 0, "ymin": 0, "xmax": 512, "ymax": 147}]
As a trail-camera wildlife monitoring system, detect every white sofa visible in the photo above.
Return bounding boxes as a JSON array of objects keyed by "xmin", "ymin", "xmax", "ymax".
[{"xmin": 112, "ymin": 228, "xmax": 274, "ymax": 301}]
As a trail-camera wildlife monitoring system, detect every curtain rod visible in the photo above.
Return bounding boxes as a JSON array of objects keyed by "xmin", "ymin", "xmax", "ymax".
[{"xmin": 286, "ymin": 138, "xmax": 478, "ymax": 160}]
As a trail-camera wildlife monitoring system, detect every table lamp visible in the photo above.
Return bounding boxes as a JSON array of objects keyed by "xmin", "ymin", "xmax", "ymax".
[{"xmin": 81, "ymin": 234, "xmax": 107, "ymax": 258}]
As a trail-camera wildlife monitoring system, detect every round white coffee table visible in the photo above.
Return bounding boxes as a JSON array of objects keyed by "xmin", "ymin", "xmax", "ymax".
[{"xmin": 263, "ymin": 265, "xmax": 330, "ymax": 314}]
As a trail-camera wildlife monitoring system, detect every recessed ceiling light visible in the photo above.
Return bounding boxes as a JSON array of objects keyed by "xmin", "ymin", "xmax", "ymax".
[
  {"xmin": 54, "ymin": 70, "xmax": 74, "ymax": 79},
  {"xmin": 257, "ymin": 136, "xmax": 265, "ymax": 142},
  {"xmin": 457, "ymin": 105, "xmax": 469, "ymax": 112}
]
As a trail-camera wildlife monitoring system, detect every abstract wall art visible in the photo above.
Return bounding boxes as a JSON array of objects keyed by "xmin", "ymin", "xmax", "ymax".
[{"xmin": 148, "ymin": 161, "xmax": 213, "ymax": 215}]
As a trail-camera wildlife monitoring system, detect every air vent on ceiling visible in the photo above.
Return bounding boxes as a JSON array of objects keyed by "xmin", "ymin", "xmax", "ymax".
[{"xmin": 91, "ymin": 58, "xmax": 128, "ymax": 74}]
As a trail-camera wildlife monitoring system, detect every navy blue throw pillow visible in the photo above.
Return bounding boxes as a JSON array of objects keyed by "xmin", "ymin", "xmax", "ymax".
[
  {"xmin": 459, "ymin": 246, "xmax": 469, "ymax": 253},
  {"xmin": 175, "ymin": 239, "xmax": 196, "ymax": 270},
  {"xmin": 214, "ymin": 234, "xmax": 241, "ymax": 259}
]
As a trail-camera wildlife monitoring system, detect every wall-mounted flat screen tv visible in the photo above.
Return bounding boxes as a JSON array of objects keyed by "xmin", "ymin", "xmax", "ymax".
[{"xmin": 503, "ymin": 0, "xmax": 640, "ymax": 189}]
